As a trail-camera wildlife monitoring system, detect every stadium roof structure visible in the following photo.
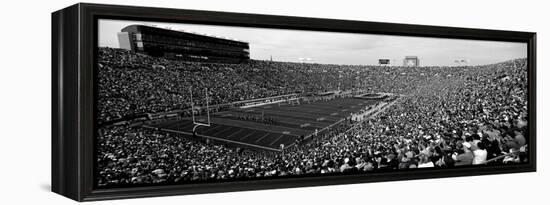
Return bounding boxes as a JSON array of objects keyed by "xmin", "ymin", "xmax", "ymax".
[
  {"xmin": 122, "ymin": 24, "xmax": 249, "ymax": 45},
  {"xmin": 118, "ymin": 24, "xmax": 250, "ymax": 63}
]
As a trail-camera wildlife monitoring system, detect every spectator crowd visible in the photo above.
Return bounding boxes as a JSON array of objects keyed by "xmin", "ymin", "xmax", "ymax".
[{"xmin": 97, "ymin": 48, "xmax": 528, "ymax": 187}]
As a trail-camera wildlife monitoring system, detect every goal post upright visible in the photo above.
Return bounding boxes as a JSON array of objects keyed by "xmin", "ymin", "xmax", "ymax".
[
  {"xmin": 205, "ymin": 87, "xmax": 211, "ymax": 126},
  {"xmin": 190, "ymin": 87, "xmax": 211, "ymax": 134},
  {"xmin": 189, "ymin": 87, "xmax": 211, "ymax": 127},
  {"xmin": 190, "ymin": 87, "xmax": 195, "ymax": 123}
]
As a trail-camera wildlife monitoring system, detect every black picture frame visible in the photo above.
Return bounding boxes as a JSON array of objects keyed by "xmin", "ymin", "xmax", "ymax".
[{"xmin": 52, "ymin": 3, "xmax": 536, "ymax": 201}]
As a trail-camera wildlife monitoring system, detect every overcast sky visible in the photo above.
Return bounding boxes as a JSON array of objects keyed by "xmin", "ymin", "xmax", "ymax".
[{"xmin": 99, "ymin": 19, "xmax": 526, "ymax": 66}]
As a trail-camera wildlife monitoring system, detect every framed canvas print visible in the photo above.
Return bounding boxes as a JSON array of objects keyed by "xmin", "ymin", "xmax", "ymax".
[{"xmin": 52, "ymin": 3, "xmax": 536, "ymax": 201}]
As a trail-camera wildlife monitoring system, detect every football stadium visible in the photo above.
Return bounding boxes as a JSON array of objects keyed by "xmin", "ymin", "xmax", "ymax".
[{"xmin": 96, "ymin": 24, "xmax": 529, "ymax": 187}]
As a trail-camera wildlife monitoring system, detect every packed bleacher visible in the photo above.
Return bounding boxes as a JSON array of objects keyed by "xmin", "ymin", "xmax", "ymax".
[
  {"xmin": 97, "ymin": 47, "xmax": 528, "ymax": 187},
  {"xmin": 98, "ymin": 47, "xmax": 450, "ymax": 123}
]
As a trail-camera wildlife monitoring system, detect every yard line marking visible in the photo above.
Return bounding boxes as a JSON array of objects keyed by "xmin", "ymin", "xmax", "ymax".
[
  {"xmin": 209, "ymin": 118, "xmax": 303, "ymax": 137},
  {"xmin": 269, "ymin": 135, "xmax": 285, "ymax": 146},
  {"xmin": 211, "ymin": 126, "xmax": 234, "ymax": 136},
  {"xmin": 202, "ymin": 125, "xmax": 223, "ymax": 133},
  {"xmin": 240, "ymin": 131, "xmax": 257, "ymax": 141},
  {"xmin": 225, "ymin": 129, "xmax": 246, "ymax": 139},
  {"xmin": 255, "ymin": 132, "xmax": 271, "ymax": 143}
]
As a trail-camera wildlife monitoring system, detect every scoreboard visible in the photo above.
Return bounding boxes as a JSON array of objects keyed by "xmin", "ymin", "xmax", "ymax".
[
  {"xmin": 378, "ymin": 59, "xmax": 390, "ymax": 65},
  {"xmin": 403, "ymin": 56, "xmax": 420, "ymax": 67}
]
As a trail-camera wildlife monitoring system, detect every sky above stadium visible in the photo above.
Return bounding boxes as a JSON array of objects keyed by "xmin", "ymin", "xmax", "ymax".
[{"xmin": 99, "ymin": 19, "xmax": 527, "ymax": 66}]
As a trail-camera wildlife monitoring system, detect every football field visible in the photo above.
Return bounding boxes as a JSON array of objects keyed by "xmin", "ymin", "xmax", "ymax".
[{"xmin": 145, "ymin": 97, "xmax": 382, "ymax": 151}]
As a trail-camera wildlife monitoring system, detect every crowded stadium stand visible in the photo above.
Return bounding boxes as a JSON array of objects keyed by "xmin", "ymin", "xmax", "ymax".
[
  {"xmin": 97, "ymin": 47, "xmax": 528, "ymax": 187},
  {"xmin": 118, "ymin": 25, "xmax": 250, "ymax": 63}
]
